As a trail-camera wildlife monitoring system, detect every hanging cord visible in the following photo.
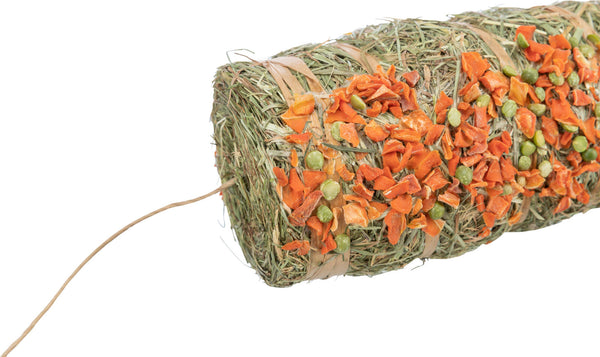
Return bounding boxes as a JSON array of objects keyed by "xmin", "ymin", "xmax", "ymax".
[{"xmin": 2, "ymin": 178, "xmax": 236, "ymax": 357}]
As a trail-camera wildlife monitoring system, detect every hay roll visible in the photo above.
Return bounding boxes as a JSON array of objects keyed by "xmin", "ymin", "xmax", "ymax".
[{"xmin": 211, "ymin": 1, "xmax": 600, "ymax": 287}]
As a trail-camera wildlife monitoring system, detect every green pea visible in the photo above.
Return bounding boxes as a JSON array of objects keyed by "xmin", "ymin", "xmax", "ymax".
[
  {"xmin": 567, "ymin": 71, "xmax": 580, "ymax": 87},
  {"xmin": 549, "ymin": 72, "xmax": 565, "ymax": 86},
  {"xmin": 535, "ymin": 87, "xmax": 546, "ymax": 102},
  {"xmin": 528, "ymin": 103, "xmax": 547, "ymax": 117},
  {"xmin": 428, "ymin": 202, "xmax": 446, "ymax": 220},
  {"xmin": 520, "ymin": 140, "xmax": 537, "ymax": 156},
  {"xmin": 517, "ymin": 33, "xmax": 530, "ymax": 49},
  {"xmin": 518, "ymin": 155, "xmax": 532, "ymax": 170},
  {"xmin": 521, "ymin": 67, "xmax": 539, "ymax": 85},
  {"xmin": 331, "ymin": 121, "xmax": 343, "ymax": 141},
  {"xmin": 582, "ymin": 148, "xmax": 598, "ymax": 162},
  {"xmin": 517, "ymin": 176, "xmax": 527, "ymax": 187},
  {"xmin": 305, "ymin": 150, "xmax": 324, "ymax": 170},
  {"xmin": 334, "ymin": 234, "xmax": 351, "ymax": 253},
  {"xmin": 350, "ymin": 94, "xmax": 366, "ymax": 111},
  {"xmin": 502, "ymin": 183, "xmax": 513, "ymax": 196},
  {"xmin": 587, "ymin": 33, "xmax": 600, "ymax": 45},
  {"xmin": 455, "ymin": 165, "xmax": 473, "ymax": 185},
  {"xmin": 320, "ymin": 179, "xmax": 341, "ymax": 201},
  {"xmin": 316, "ymin": 205, "xmax": 333, "ymax": 223},
  {"xmin": 572, "ymin": 135, "xmax": 589, "ymax": 153},
  {"xmin": 476, "ymin": 93, "xmax": 491, "ymax": 108},
  {"xmin": 533, "ymin": 130, "xmax": 546, "ymax": 148},
  {"xmin": 595, "ymin": 103, "xmax": 600, "ymax": 118},
  {"xmin": 447, "ymin": 107, "xmax": 461, "ymax": 127},
  {"xmin": 538, "ymin": 160, "xmax": 553, "ymax": 178},
  {"xmin": 560, "ymin": 122, "xmax": 579, "ymax": 133},
  {"xmin": 579, "ymin": 44, "xmax": 595, "ymax": 59},
  {"xmin": 569, "ymin": 28, "xmax": 583, "ymax": 48},
  {"xmin": 502, "ymin": 100, "xmax": 518, "ymax": 118},
  {"xmin": 502, "ymin": 65, "xmax": 518, "ymax": 77}
]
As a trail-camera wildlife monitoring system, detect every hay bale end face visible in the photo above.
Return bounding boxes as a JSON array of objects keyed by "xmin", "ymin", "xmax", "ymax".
[{"xmin": 211, "ymin": 1, "xmax": 600, "ymax": 287}]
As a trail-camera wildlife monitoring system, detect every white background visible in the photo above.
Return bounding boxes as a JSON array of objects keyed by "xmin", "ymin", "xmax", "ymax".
[{"xmin": 1, "ymin": 0, "xmax": 599, "ymax": 356}]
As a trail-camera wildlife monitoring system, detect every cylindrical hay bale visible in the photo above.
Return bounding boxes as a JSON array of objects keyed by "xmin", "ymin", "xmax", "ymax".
[{"xmin": 211, "ymin": 1, "xmax": 600, "ymax": 287}]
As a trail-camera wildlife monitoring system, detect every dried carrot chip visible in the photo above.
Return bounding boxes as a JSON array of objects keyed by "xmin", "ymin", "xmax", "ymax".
[
  {"xmin": 515, "ymin": 107, "xmax": 537, "ymax": 138},
  {"xmin": 343, "ymin": 202, "xmax": 369, "ymax": 227},
  {"xmin": 364, "ymin": 120, "xmax": 390, "ymax": 142},
  {"xmin": 282, "ymin": 240, "xmax": 310, "ymax": 256},
  {"xmin": 281, "ymin": 109, "xmax": 308, "ymax": 134},
  {"xmin": 423, "ymin": 125, "xmax": 445, "ymax": 146},
  {"xmin": 384, "ymin": 209, "xmax": 406, "ymax": 245},
  {"xmin": 358, "ymin": 163, "xmax": 384, "ymax": 181},
  {"xmin": 340, "ymin": 123, "xmax": 360, "ymax": 147},
  {"xmin": 290, "ymin": 149, "xmax": 298, "ymax": 168},
  {"xmin": 306, "ymin": 216, "xmax": 323, "ymax": 237},
  {"xmin": 289, "ymin": 190, "xmax": 323, "ymax": 226},
  {"xmin": 335, "ymin": 161, "xmax": 355, "ymax": 182},
  {"xmin": 285, "ymin": 132, "xmax": 312, "ymax": 144},
  {"xmin": 373, "ymin": 175, "xmax": 396, "ymax": 191},
  {"xmin": 461, "ymin": 51, "xmax": 491, "ymax": 81},
  {"xmin": 273, "ymin": 167, "xmax": 288, "ymax": 187},
  {"xmin": 390, "ymin": 194, "xmax": 412, "ymax": 214},
  {"xmin": 422, "ymin": 216, "xmax": 444, "ymax": 237},
  {"xmin": 303, "ymin": 170, "xmax": 327, "ymax": 191},
  {"xmin": 291, "ymin": 94, "xmax": 315, "ymax": 115},
  {"xmin": 438, "ymin": 191, "xmax": 460, "ymax": 208},
  {"xmin": 403, "ymin": 70, "xmax": 420, "ymax": 87}
]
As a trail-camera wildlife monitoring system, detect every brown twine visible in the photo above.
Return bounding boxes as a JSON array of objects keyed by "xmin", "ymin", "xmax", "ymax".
[
  {"xmin": 330, "ymin": 42, "xmax": 380, "ymax": 74},
  {"xmin": 262, "ymin": 56, "xmax": 352, "ymax": 280},
  {"xmin": 1, "ymin": 178, "xmax": 236, "ymax": 357}
]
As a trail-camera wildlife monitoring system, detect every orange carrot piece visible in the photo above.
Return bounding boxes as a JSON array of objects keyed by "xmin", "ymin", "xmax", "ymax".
[
  {"xmin": 340, "ymin": 123, "xmax": 360, "ymax": 147},
  {"xmin": 382, "ymin": 139, "xmax": 405, "ymax": 155},
  {"xmin": 289, "ymin": 190, "xmax": 324, "ymax": 226},
  {"xmin": 370, "ymin": 201, "xmax": 389, "ymax": 214},
  {"xmin": 343, "ymin": 194, "xmax": 370, "ymax": 208},
  {"xmin": 487, "ymin": 195, "xmax": 511, "ymax": 219},
  {"xmin": 282, "ymin": 185, "xmax": 303, "ymax": 210},
  {"xmin": 402, "ymin": 70, "xmax": 420, "ymax": 87},
  {"xmin": 291, "ymin": 94, "xmax": 315, "ymax": 115},
  {"xmin": 335, "ymin": 161, "xmax": 355, "ymax": 182},
  {"xmin": 281, "ymin": 109, "xmax": 308, "ymax": 134},
  {"xmin": 352, "ymin": 182, "xmax": 374, "ymax": 201},
  {"xmin": 290, "ymin": 149, "xmax": 298, "ymax": 167},
  {"xmin": 548, "ymin": 34, "xmax": 571, "ymax": 50},
  {"xmin": 407, "ymin": 213, "xmax": 428, "ymax": 229},
  {"xmin": 358, "ymin": 163, "xmax": 384, "ymax": 181},
  {"xmin": 515, "ymin": 107, "xmax": 537, "ymax": 138},
  {"xmin": 438, "ymin": 191, "xmax": 460, "ymax": 208},
  {"xmin": 485, "ymin": 160, "xmax": 503, "ymax": 184},
  {"xmin": 343, "ymin": 202, "xmax": 369, "ymax": 227},
  {"xmin": 303, "ymin": 170, "xmax": 327, "ymax": 191},
  {"xmin": 288, "ymin": 168, "xmax": 305, "ymax": 192},
  {"xmin": 580, "ymin": 116, "xmax": 597, "ymax": 144},
  {"xmin": 383, "ymin": 152, "xmax": 402, "ymax": 173},
  {"xmin": 399, "ymin": 109, "xmax": 433, "ymax": 137},
  {"xmin": 306, "ymin": 216, "xmax": 323, "ymax": 236},
  {"xmin": 482, "ymin": 211, "xmax": 496, "ymax": 228},
  {"xmin": 423, "ymin": 125, "xmax": 445, "ymax": 146},
  {"xmin": 340, "ymin": 101, "xmax": 367, "ymax": 125},
  {"xmin": 282, "ymin": 240, "xmax": 311, "ymax": 256},
  {"xmin": 459, "ymin": 80, "xmax": 482, "ymax": 103},
  {"xmin": 461, "ymin": 51, "xmax": 491, "ymax": 81},
  {"xmin": 553, "ymin": 196, "xmax": 571, "ymax": 214},
  {"xmin": 422, "ymin": 216, "xmax": 444, "ymax": 237},
  {"xmin": 572, "ymin": 89, "xmax": 593, "ymax": 106},
  {"xmin": 508, "ymin": 211, "xmax": 523, "ymax": 225},
  {"xmin": 384, "ymin": 209, "xmax": 406, "ymax": 245},
  {"xmin": 414, "ymin": 150, "xmax": 442, "ymax": 180},
  {"xmin": 422, "ymin": 167, "xmax": 450, "ymax": 191},
  {"xmin": 366, "ymin": 100, "xmax": 383, "ymax": 117},
  {"xmin": 364, "ymin": 120, "xmax": 389, "ymax": 142},
  {"xmin": 373, "ymin": 175, "xmax": 396, "ymax": 191},
  {"xmin": 273, "ymin": 167, "xmax": 288, "ymax": 187},
  {"xmin": 390, "ymin": 128, "xmax": 421, "ymax": 142},
  {"xmin": 434, "ymin": 91, "xmax": 453, "ymax": 124},
  {"xmin": 509, "ymin": 76, "xmax": 530, "ymax": 106},
  {"xmin": 285, "ymin": 132, "xmax": 312, "ymax": 144},
  {"xmin": 390, "ymin": 194, "xmax": 412, "ymax": 214}
]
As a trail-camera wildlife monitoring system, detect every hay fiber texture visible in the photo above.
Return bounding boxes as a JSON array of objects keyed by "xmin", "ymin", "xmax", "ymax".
[{"xmin": 211, "ymin": 1, "xmax": 600, "ymax": 287}]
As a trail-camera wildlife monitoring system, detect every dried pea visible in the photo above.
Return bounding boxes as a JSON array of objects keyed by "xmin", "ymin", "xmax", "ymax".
[
  {"xmin": 331, "ymin": 121, "xmax": 343, "ymax": 141},
  {"xmin": 320, "ymin": 179, "xmax": 341, "ymax": 201},
  {"xmin": 350, "ymin": 94, "xmax": 366, "ymax": 111},
  {"xmin": 528, "ymin": 103, "xmax": 546, "ymax": 117},
  {"xmin": 567, "ymin": 71, "xmax": 580, "ymax": 87},
  {"xmin": 502, "ymin": 65, "xmax": 518, "ymax": 77},
  {"xmin": 560, "ymin": 122, "xmax": 579, "ymax": 133},
  {"xmin": 533, "ymin": 130, "xmax": 546, "ymax": 148},
  {"xmin": 428, "ymin": 202, "xmax": 446, "ymax": 220},
  {"xmin": 518, "ymin": 156, "xmax": 532, "ymax": 170},
  {"xmin": 538, "ymin": 160, "xmax": 552, "ymax": 178},
  {"xmin": 455, "ymin": 165, "xmax": 473, "ymax": 185},
  {"xmin": 549, "ymin": 72, "xmax": 564, "ymax": 86},
  {"xmin": 334, "ymin": 234, "xmax": 350, "ymax": 253},
  {"xmin": 521, "ymin": 67, "xmax": 539, "ymax": 85},
  {"xmin": 569, "ymin": 28, "xmax": 583, "ymax": 48},
  {"xmin": 447, "ymin": 107, "xmax": 461, "ymax": 127},
  {"xmin": 316, "ymin": 205, "xmax": 333, "ymax": 223},
  {"xmin": 517, "ymin": 33, "xmax": 530, "ymax": 49},
  {"xmin": 476, "ymin": 93, "xmax": 491, "ymax": 107},
  {"xmin": 502, "ymin": 100, "xmax": 517, "ymax": 118},
  {"xmin": 572, "ymin": 136, "xmax": 588, "ymax": 153},
  {"xmin": 582, "ymin": 148, "xmax": 598, "ymax": 162},
  {"xmin": 520, "ymin": 140, "xmax": 537, "ymax": 156},
  {"xmin": 305, "ymin": 150, "xmax": 324, "ymax": 170},
  {"xmin": 534, "ymin": 87, "xmax": 545, "ymax": 102}
]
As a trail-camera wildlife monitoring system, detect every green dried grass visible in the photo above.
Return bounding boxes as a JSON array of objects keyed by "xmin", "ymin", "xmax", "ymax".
[{"xmin": 211, "ymin": 1, "xmax": 600, "ymax": 287}]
